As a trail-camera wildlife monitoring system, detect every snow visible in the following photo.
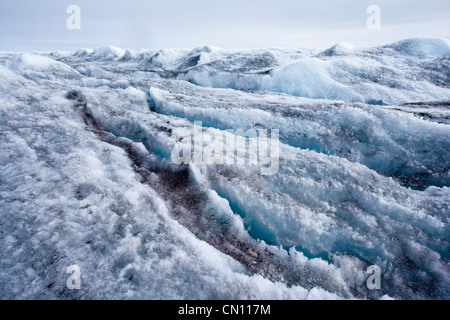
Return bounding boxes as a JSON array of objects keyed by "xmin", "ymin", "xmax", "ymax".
[
  {"xmin": 3, "ymin": 53, "xmax": 81, "ymax": 78},
  {"xmin": 92, "ymin": 46, "xmax": 126, "ymax": 58},
  {"xmin": 117, "ymin": 38, "xmax": 450, "ymax": 105},
  {"xmin": 119, "ymin": 49, "xmax": 146, "ymax": 61},
  {"xmin": 318, "ymin": 42, "xmax": 359, "ymax": 57},
  {"xmin": 0, "ymin": 76, "xmax": 317, "ymax": 299},
  {"xmin": 0, "ymin": 38, "xmax": 449, "ymax": 300},
  {"xmin": 74, "ymin": 48, "xmax": 94, "ymax": 56},
  {"xmin": 261, "ymin": 54, "xmax": 450, "ymax": 104},
  {"xmin": 385, "ymin": 38, "xmax": 450, "ymax": 59},
  {"xmin": 85, "ymin": 66, "xmax": 112, "ymax": 78},
  {"xmin": 147, "ymin": 82, "xmax": 450, "ymax": 189}
]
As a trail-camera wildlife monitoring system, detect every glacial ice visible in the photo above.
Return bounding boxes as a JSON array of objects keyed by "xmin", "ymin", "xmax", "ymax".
[
  {"xmin": 2, "ymin": 53, "xmax": 81, "ymax": 79},
  {"xmin": 91, "ymin": 46, "xmax": 126, "ymax": 58},
  {"xmin": 385, "ymin": 38, "xmax": 450, "ymax": 59},
  {"xmin": 0, "ymin": 38, "xmax": 449, "ymax": 300}
]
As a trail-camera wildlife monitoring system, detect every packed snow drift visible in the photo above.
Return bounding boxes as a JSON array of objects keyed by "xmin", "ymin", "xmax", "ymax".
[{"xmin": 0, "ymin": 38, "xmax": 449, "ymax": 300}]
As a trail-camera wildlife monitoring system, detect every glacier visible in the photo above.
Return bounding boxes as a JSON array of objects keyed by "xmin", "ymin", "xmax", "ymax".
[{"xmin": 0, "ymin": 38, "xmax": 449, "ymax": 300}]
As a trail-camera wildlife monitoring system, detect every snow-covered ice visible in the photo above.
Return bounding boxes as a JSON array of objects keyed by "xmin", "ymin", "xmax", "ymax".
[{"xmin": 0, "ymin": 38, "xmax": 449, "ymax": 300}]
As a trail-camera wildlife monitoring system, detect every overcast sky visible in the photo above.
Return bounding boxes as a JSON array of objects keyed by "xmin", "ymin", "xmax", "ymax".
[{"xmin": 0, "ymin": 0, "xmax": 449, "ymax": 51}]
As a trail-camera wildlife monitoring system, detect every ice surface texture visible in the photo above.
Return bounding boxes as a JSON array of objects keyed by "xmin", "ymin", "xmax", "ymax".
[{"xmin": 0, "ymin": 38, "xmax": 449, "ymax": 300}]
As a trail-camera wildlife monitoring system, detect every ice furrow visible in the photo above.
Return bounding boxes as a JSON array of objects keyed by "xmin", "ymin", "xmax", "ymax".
[
  {"xmin": 74, "ymin": 85, "xmax": 448, "ymax": 299},
  {"xmin": 146, "ymin": 82, "xmax": 450, "ymax": 189},
  {"xmin": 65, "ymin": 88, "xmax": 357, "ymax": 298}
]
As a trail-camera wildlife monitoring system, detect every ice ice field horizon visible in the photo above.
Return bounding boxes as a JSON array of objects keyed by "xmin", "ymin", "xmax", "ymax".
[{"xmin": 0, "ymin": 37, "xmax": 449, "ymax": 300}]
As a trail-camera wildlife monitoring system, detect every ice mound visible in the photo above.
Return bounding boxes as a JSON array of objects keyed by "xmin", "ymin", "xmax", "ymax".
[
  {"xmin": 148, "ymin": 48, "xmax": 192, "ymax": 69},
  {"xmin": 73, "ymin": 48, "xmax": 94, "ymax": 56},
  {"xmin": 385, "ymin": 38, "xmax": 450, "ymax": 59},
  {"xmin": 92, "ymin": 46, "xmax": 126, "ymax": 58},
  {"xmin": 119, "ymin": 49, "xmax": 149, "ymax": 61},
  {"xmin": 318, "ymin": 42, "xmax": 358, "ymax": 57},
  {"xmin": 261, "ymin": 55, "xmax": 450, "ymax": 104},
  {"xmin": 262, "ymin": 58, "xmax": 349, "ymax": 100},
  {"xmin": 4, "ymin": 53, "xmax": 80, "ymax": 77},
  {"xmin": 85, "ymin": 66, "xmax": 112, "ymax": 78},
  {"xmin": 124, "ymin": 38, "xmax": 450, "ymax": 105}
]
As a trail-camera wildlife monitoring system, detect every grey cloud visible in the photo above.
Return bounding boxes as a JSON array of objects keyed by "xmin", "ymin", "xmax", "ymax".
[{"xmin": 0, "ymin": 0, "xmax": 449, "ymax": 51}]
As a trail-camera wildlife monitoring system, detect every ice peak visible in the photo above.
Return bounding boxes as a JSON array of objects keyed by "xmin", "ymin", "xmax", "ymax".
[
  {"xmin": 92, "ymin": 46, "xmax": 126, "ymax": 58},
  {"xmin": 319, "ymin": 42, "xmax": 357, "ymax": 57},
  {"xmin": 384, "ymin": 37, "xmax": 450, "ymax": 58}
]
